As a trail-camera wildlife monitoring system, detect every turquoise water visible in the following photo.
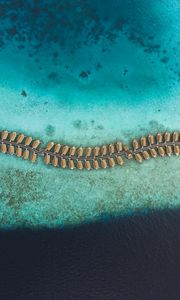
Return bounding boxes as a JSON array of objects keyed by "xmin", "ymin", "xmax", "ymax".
[{"xmin": 0, "ymin": 0, "xmax": 180, "ymax": 227}]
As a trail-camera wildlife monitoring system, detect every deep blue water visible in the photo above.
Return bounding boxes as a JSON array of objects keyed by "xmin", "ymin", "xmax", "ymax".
[{"xmin": 0, "ymin": 210, "xmax": 180, "ymax": 299}]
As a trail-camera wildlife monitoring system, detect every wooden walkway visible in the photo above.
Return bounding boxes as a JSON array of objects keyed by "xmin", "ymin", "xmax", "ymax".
[{"xmin": 0, "ymin": 130, "xmax": 179, "ymax": 170}]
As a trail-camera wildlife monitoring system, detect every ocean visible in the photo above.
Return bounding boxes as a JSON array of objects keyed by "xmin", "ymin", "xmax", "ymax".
[
  {"xmin": 0, "ymin": 1, "xmax": 180, "ymax": 298},
  {"xmin": 0, "ymin": 0, "xmax": 179, "ymax": 227}
]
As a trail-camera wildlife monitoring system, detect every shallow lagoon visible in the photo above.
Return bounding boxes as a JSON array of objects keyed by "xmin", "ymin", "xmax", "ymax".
[{"xmin": 0, "ymin": 0, "xmax": 180, "ymax": 227}]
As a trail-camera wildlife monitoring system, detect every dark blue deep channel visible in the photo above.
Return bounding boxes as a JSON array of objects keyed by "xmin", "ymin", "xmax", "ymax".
[{"xmin": 0, "ymin": 209, "xmax": 180, "ymax": 299}]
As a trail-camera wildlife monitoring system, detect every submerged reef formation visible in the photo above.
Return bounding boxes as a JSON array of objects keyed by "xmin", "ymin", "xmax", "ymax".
[
  {"xmin": 0, "ymin": 130, "xmax": 179, "ymax": 170},
  {"xmin": 0, "ymin": 0, "xmax": 179, "ymax": 96}
]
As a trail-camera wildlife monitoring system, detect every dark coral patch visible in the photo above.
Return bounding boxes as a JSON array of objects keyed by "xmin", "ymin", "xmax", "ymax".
[
  {"xmin": 96, "ymin": 125, "xmax": 104, "ymax": 130},
  {"xmin": 96, "ymin": 63, "xmax": 102, "ymax": 70},
  {"xmin": 73, "ymin": 120, "xmax": 82, "ymax": 129},
  {"xmin": 47, "ymin": 72, "xmax": 59, "ymax": 81},
  {"xmin": 45, "ymin": 124, "xmax": 55, "ymax": 136},
  {"xmin": 161, "ymin": 57, "xmax": 169, "ymax": 64},
  {"xmin": 79, "ymin": 71, "xmax": 89, "ymax": 79},
  {"xmin": 21, "ymin": 90, "xmax": 27, "ymax": 97}
]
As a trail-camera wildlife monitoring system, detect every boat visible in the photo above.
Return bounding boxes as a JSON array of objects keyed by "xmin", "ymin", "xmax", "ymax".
[
  {"xmin": 23, "ymin": 149, "xmax": 29, "ymax": 160},
  {"xmin": 116, "ymin": 142, "xmax": 122, "ymax": 153},
  {"xmin": 101, "ymin": 159, "xmax": 107, "ymax": 169},
  {"xmin": 69, "ymin": 160, "xmax": 75, "ymax": 169},
  {"xmin": 165, "ymin": 132, "xmax": 171, "ymax": 142},
  {"xmin": 16, "ymin": 134, "xmax": 24, "ymax": 144},
  {"xmin": 85, "ymin": 147, "xmax": 92, "ymax": 156},
  {"xmin": 9, "ymin": 132, "xmax": 17, "ymax": 141},
  {"xmin": 77, "ymin": 147, "xmax": 83, "ymax": 157},
  {"xmin": 1, "ymin": 143, "xmax": 7, "ymax": 153},
  {"xmin": 93, "ymin": 146, "xmax": 100, "ymax": 156},
  {"xmin": 124, "ymin": 145, "xmax": 133, "ymax": 159},
  {"xmin": 148, "ymin": 134, "xmax": 155, "ymax": 145},
  {"xmin": 140, "ymin": 136, "xmax": 147, "ymax": 147},
  {"xmin": 174, "ymin": 145, "xmax": 180, "ymax": 156},
  {"xmin": 61, "ymin": 158, "xmax": 66, "ymax": 168},
  {"xmin": 158, "ymin": 147, "xmax": 165, "ymax": 157},
  {"xmin": 30, "ymin": 152, "xmax": 37, "ymax": 162},
  {"xmin": 132, "ymin": 139, "xmax": 139, "ymax": 150},
  {"xmin": 8, "ymin": 145, "xmax": 14, "ymax": 155},
  {"xmin": 24, "ymin": 136, "xmax": 32, "ymax": 146},
  {"xmin": 77, "ymin": 160, "xmax": 83, "ymax": 170},
  {"xmin": 44, "ymin": 154, "xmax": 50, "ymax": 164},
  {"xmin": 157, "ymin": 133, "xmax": 163, "ymax": 143},
  {"xmin": 173, "ymin": 132, "xmax": 179, "ymax": 142},
  {"xmin": 85, "ymin": 160, "xmax": 91, "ymax": 170},
  {"xmin": 108, "ymin": 144, "xmax": 114, "ymax": 155},
  {"xmin": 116, "ymin": 155, "xmax": 124, "ymax": 165},
  {"xmin": 108, "ymin": 157, "xmax": 115, "ymax": 167},
  {"xmin": 1, "ymin": 130, "xmax": 8, "ymax": 140},
  {"xmin": 69, "ymin": 146, "xmax": 76, "ymax": 156},
  {"xmin": 135, "ymin": 153, "xmax": 143, "ymax": 163},
  {"xmin": 52, "ymin": 156, "xmax": 58, "ymax": 167},
  {"xmin": 101, "ymin": 145, "xmax": 107, "ymax": 156},
  {"xmin": 54, "ymin": 143, "xmax": 61, "ymax": 153},
  {"xmin": 32, "ymin": 139, "xmax": 40, "ymax": 149},
  {"xmin": 93, "ymin": 159, "xmax": 99, "ymax": 169},
  {"xmin": 166, "ymin": 145, "xmax": 172, "ymax": 156},
  {"xmin": 46, "ymin": 141, "xmax": 54, "ymax": 151},
  {"xmin": 62, "ymin": 145, "xmax": 69, "ymax": 155},
  {"xmin": 16, "ymin": 146, "xmax": 22, "ymax": 157},
  {"xmin": 142, "ymin": 150, "xmax": 150, "ymax": 160},
  {"xmin": 149, "ymin": 148, "xmax": 157, "ymax": 157}
]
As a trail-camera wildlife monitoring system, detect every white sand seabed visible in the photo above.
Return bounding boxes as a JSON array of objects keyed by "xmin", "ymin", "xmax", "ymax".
[{"xmin": 1, "ymin": 84, "xmax": 180, "ymax": 146}]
